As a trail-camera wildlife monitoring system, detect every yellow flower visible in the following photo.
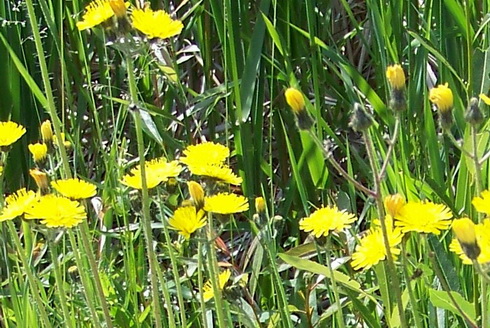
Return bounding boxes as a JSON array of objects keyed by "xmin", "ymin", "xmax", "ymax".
[
  {"xmin": 28, "ymin": 143, "xmax": 48, "ymax": 163},
  {"xmin": 452, "ymin": 218, "xmax": 480, "ymax": 260},
  {"xmin": 384, "ymin": 194, "xmax": 405, "ymax": 218},
  {"xmin": 203, "ymin": 269, "xmax": 232, "ymax": 302},
  {"xmin": 204, "ymin": 193, "xmax": 249, "ymax": 214},
  {"xmin": 351, "ymin": 217, "xmax": 403, "ymax": 271},
  {"xmin": 255, "ymin": 197, "xmax": 266, "ymax": 214},
  {"xmin": 25, "ymin": 195, "xmax": 87, "ymax": 228},
  {"xmin": 121, "ymin": 158, "xmax": 182, "ymax": 189},
  {"xmin": 0, "ymin": 121, "xmax": 26, "ymax": 147},
  {"xmin": 30, "ymin": 169, "xmax": 49, "ymax": 193},
  {"xmin": 187, "ymin": 181, "xmax": 205, "ymax": 209},
  {"xmin": 285, "ymin": 88, "xmax": 305, "ymax": 114},
  {"xmin": 394, "ymin": 200, "xmax": 452, "ymax": 235},
  {"xmin": 53, "ymin": 132, "xmax": 71, "ymax": 148},
  {"xmin": 180, "ymin": 142, "xmax": 230, "ymax": 168},
  {"xmin": 109, "ymin": 0, "xmax": 127, "ymax": 17},
  {"xmin": 429, "ymin": 83, "xmax": 453, "ymax": 113},
  {"xmin": 386, "ymin": 65, "xmax": 405, "ymax": 90},
  {"xmin": 77, "ymin": 0, "xmax": 114, "ymax": 30},
  {"xmin": 480, "ymin": 93, "xmax": 490, "ymax": 105},
  {"xmin": 51, "ymin": 178, "xmax": 97, "ymax": 199},
  {"xmin": 131, "ymin": 8, "xmax": 183, "ymax": 39},
  {"xmin": 299, "ymin": 206, "xmax": 356, "ymax": 238},
  {"xmin": 0, "ymin": 188, "xmax": 38, "ymax": 222},
  {"xmin": 40, "ymin": 120, "xmax": 53, "ymax": 144},
  {"xmin": 168, "ymin": 206, "xmax": 206, "ymax": 240},
  {"xmin": 472, "ymin": 190, "xmax": 490, "ymax": 216},
  {"xmin": 450, "ymin": 219, "xmax": 490, "ymax": 264},
  {"xmin": 188, "ymin": 164, "xmax": 242, "ymax": 185}
]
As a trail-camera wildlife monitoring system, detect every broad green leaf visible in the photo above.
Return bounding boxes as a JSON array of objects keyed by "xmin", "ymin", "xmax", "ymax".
[{"xmin": 429, "ymin": 289, "xmax": 476, "ymax": 321}]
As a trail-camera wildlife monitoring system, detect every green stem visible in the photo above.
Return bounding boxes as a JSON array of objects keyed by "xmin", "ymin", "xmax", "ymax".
[
  {"xmin": 401, "ymin": 240, "xmax": 423, "ymax": 328},
  {"xmin": 7, "ymin": 221, "xmax": 52, "ymax": 328},
  {"xmin": 325, "ymin": 238, "xmax": 345, "ymax": 328},
  {"xmin": 48, "ymin": 234, "xmax": 74, "ymax": 328},
  {"xmin": 198, "ymin": 239, "xmax": 209, "ymax": 328},
  {"xmin": 363, "ymin": 130, "xmax": 407, "ymax": 328}
]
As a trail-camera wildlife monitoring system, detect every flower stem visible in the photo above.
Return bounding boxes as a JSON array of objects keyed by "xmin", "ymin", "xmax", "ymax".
[
  {"xmin": 325, "ymin": 237, "xmax": 345, "ymax": 328},
  {"xmin": 198, "ymin": 239, "xmax": 209, "ymax": 328},
  {"xmin": 401, "ymin": 240, "xmax": 423, "ymax": 328},
  {"xmin": 363, "ymin": 130, "xmax": 407, "ymax": 328}
]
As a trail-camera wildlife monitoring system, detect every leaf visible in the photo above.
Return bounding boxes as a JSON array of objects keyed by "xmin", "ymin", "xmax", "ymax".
[{"xmin": 429, "ymin": 289, "xmax": 476, "ymax": 321}]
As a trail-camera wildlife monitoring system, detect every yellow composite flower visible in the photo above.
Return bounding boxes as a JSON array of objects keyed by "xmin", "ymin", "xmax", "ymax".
[
  {"xmin": 299, "ymin": 205, "xmax": 356, "ymax": 238},
  {"xmin": 383, "ymin": 194, "xmax": 405, "ymax": 218},
  {"xmin": 25, "ymin": 195, "xmax": 87, "ymax": 228},
  {"xmin": 0, "ymin": 188, "xmax": 38, "ymax": 222},
  {"xmin": 187, "ymin": 181, "xmax": 205, "ymax": 209},
  {"xmin": 40, "ymin": 120, "xmax": 53, "ymax": 144},
  {"xmin": 131, "ymin": 8, "xmax": 184, "ymax": 39},
  {"xmin": 51, "ymin": 178, "xmax": 97, "ymax": 199},
  {"xmin": 121, "ymin": 158, "xmax": 182, "ymax": 189},
  {"xmin": 28, "ymin": 143, "xmax": 48, "ymax": 163},
  {"xmin": 450, "ymin": 219, "xmax": 490, "ymax": 264},
  {"xmin": 168, "ymin": 206, "xmax": 206, "ymax": 240},
  {"xmin": 0, "ymin": 121, "xmax": 26, "ymax": 147},
  {"xmin": 76, "ymin": 0, "xmax": 116, "ymax": 31},
  {"xmin": 386, "ymin": 64, "xmax": 406, "ymax": 90},
  {"xmin": 472, "ymin": 190, "xmax": 490, "ymax": 216},
  {"xmin": 451, "ymin": 218, "xmax": 480, "ymax": 260},
  {"xmin": 203, "ymin": 269, "xmax": 232, "ymax": 302},
  {"xmin": 429, "ymin": 83, "xmax": 453, "ymax": 113},
  {"xmin": 351, "ymin": 216, "xmax": 404, "ymax": 271},
  {"xmin": 204, "ymin": 193, "xmax": 249, "ymax": 214},
  {"xmin": 255, "ymin": 197, "xmax": 266, "ymax": 214},
  {"xmin": 180, "ymin": 142, "xmax": 230, "ymax": 168},
  {"xmin": 480, "ymin": 93, "xmax": 490, "ymax": 105},
  {"xmin": 188, "ymin": 164, "xmax": 242, "ymax": 185},
  {"xmin": 394, "ymin": 200, "xmax": 452, "ymax": 235},
  {"xmin": 285, "ymin": 88, "xmax": 306, "ymax": 114},
  {"xmin": 30, "ymin": 168, "xmax": 49, "ymax": 192}
]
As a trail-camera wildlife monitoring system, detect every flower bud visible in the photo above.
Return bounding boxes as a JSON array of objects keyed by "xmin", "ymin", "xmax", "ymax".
[
  {"xmin": 285, "ymin": 87, "xmax": 313, "ymax": 130},
  {"xmin": 349, "ymin": 103, "xmax": 373, "ymax": 131},
  {"xmin": 255, "ymin": 197, "xmax": 266, "ymax": 214},
  {"xmin": 384, "ymin": 194, "xmax": 405, "ymax": 218},
  {"xmin": 452, "ymin": 218, "xmax": 480, "ymax": 260},
  {"xmin": 30, "ymin": 169, "xmax": 49, "ymax": 194},
  {"xmin": 28, "ymin": 143, "xmax": 48, "ymax": 164},
  {"xmin": 386, "ymin": 65, "xmax": 406, "ymax": 90},
  {"xmin": 109, "ymin": 0, "xmax": 127, "ymax": 17},
  {"xmin": 429, "ymin": 83, "xmax": 454, "ymax": 129},
  {"xmin": 465, "ymin": 97, "xmax": 484, "ymax": 125},
  {"xmin": 40, "ymin": 120, "xmax": 53, "ymax": 144},
  {"xmin": 188, "ymin": 181, "xmax": 205, "ymax": 210}
]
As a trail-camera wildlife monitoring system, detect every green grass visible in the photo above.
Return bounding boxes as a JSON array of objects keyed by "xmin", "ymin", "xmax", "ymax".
[{"xmin": 2, "ymin": 0, "xmax": 490, "ymax": 327}]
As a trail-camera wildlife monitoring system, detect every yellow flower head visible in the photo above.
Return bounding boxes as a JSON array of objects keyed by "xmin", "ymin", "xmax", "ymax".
[
  {"xmin": 480, "ymin": 93, "xmax": 490, "ymax": 105},
  {"xmin": 131, "ymin": 8, "xmax": 184, "ymax": 39},
  {"xmin": 30, "ymin": 169, "xmax": 49, "ymax": 193},
  {"xmin": 204, "ymin": 193, "xmax": 249, "ymax": 214},
  {"xmin": 168, "ymin": 206, "xmax": 206, "ymax": 240},
  {"xmin": 0, "ymin": 188, "xmax": 38, "ymax": 222},
  {"xmin": 28, "ymin": 143, "xmax": 48, "ymax": 163},
  {"xmin": 25, "ymin": 195, "xmax": 87, "ymax": 228},
  {"xmin": 109, "ymin": 0, "xmax": 127, "ymax": 17},
  {"xmin": 180, "ymin": 142, "xmax": 230, "ymax": 168},
  {"xmin": 450, "ymin": 219, "xmax": 490, "ymax": 264},
  {"xmin": 53, "ymin": 132, "xmax": 71, "ymax": 148},
  {"xmin": 187, "ymin": 181, "xmax": 205, "ymax": 209},
  {"xmin": 285, "ymin": 88, "xmax": 305, "ymax": 114},
  {"xmin": 394, "ymin": 200, "xmax": 452, "ymax": 235},
  {"xmin": 0, "ymin": 121, "xmax": 26, "ymax": 147},
  {"xmin": 299, "ymin": 205, "xmax": 356, "ymax": 238},
  {"xmin": 76, "ymin": 0, "xmax": 115, "ymax": 30},
  {"xmin": 255, "ymin": 197, "xmax": 266, "ymax": 214},
  {"xmin": 351, "ymin": 216, "xmax": 403, "ymax": 271},
  {"xmin": 429, "ymin": 83, "xmax": 453, "ymax": 113},
  {"xmin": 187, "ymin": 164, "xmax": 242, "ymax": 185},
  {"xmin": 203, "ymin": 269, "xmax": 232, "ymax": 302},
  {"xmin": 40, "ymin": 120, "xmax": 53, "ymax": 144},
  {"xmin": 386, "ymin": 64, "xmax": 406, "ymax": 90},
  {"xmin": 384, "ymin": 194, "xmax": 405, "ymax": 218},
  {"xmin": 51, "ymin": 178, "xmax": 97, "ymax": 199},
  {"xmin": 121, "ymin": 158, "xmax": 182, "ymax": 189},
  {"xmin": 472, "ymin": 190, "xmax": 490, "ymax": 216},
  {"xmin": 452, "ymin": 218, "xmax": 480, "ymax": 260}
]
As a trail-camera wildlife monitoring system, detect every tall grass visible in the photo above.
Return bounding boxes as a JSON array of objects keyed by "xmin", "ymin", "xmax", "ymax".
[{"xmin": 1, "ymin": 0, "xmax": 490, "ymax": 327}]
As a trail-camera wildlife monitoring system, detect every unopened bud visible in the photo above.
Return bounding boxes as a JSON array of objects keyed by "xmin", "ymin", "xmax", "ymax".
[
  {"xmin": 188, "ymin": 181, "xmax": 205, "ymax": 210},
  {"xmin": 285, "ymin": 87, "xmax": 313, "ymax": 130},
  {"xmin": 30, "ymin": 169, "xmax": 49, "ymax": 194},
  {"xmin": 465, "ymin": 97, "xmax": 484, "ymax": 126},
  {"xmin": 40, "ymin": 120, "xmax": 53, "ymax": 144},
  {"xmin": 452, "ymin": 218, "xmax": 480, "ymax": 260},
  {"xmin": 255, "ymin": 197, "xmax": 266, "ymax": 214},
  {"xmin": 349, "ymin": 103, "xmax": 373, "ymax": 131}
]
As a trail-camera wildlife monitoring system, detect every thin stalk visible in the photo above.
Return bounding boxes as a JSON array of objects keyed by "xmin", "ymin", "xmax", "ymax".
[
  {"xmin": 325, "ymin": 238, "xmax": 345, "ymax": 328},
  {"xmin": 7, "ymin": 221, "xmax": 52, "ymax": 328},
  {"xmin": 48, "ymin": 235, "xmax": 74, "ymax": 328},
  {"xmin": 379, "ymin": 116, "xmax": 401, "ymax": 180},
  {"xmin": 363, "ymin": 130, "xmax": 407, "ymax": 328},
  {"xmin": 198, "ymin": 240, "xmax": 209, "ymax": 328},
  {"xmin": 77, "ymin": 223, "xmax": 113, "ymax": 327},
  {"xmin": 126, "ymin": 57, "xmax": 163, "ymax": 327},
  {"xmin": 401, "ymin": 240, "xmax": 423, "ymax": 328},
  {"xmin": 205, "ymin": 213, "xmax": 227, "ymax": 327}
]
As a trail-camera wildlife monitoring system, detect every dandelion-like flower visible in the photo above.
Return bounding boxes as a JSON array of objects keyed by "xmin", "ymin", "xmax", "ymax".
[
  {"xmin": 472, "ymin": 190, "xmax": 490, "ymax": 216},
  {"xmin": 180, "ymin": 142, "xmax": 230, "ymax": 168},
  {"xmin": 187, "ymin": 181, "xmax": 205, "ymax": 209},
  {"xmin": 299, "ymin": 205, "xmax": 356, "ymax": 238},
  {"xmin": 0, "ymin": 188, "xmax": 38, "ymax": 222},
  {"xmin": 284, "ymin": 88, "xmax": 305, "ymax": 114},
  {"xmin": 131, "ymin": 8, "xmax": 183, "ymax": 39},
  {"xmin": 168, "ymin": 206, "xmax": 206, "ymax": 240},
  {"xmin": 386, "ymin": 65, "xmax": 405, "ymax": 90},
  {"xmin": 121, "ymin": 158, "xmax": 182, "ymax": 189},
  {"xmin": 394, "ymin": 200, "xmax": 452, "ymax": 235},
  {"xmin": 450, "ymin": 219, "xmax": 490, "ymax": 264},
  {"xmin": 28, "ymin": 143, "xmax": 48, "ymax": 163},
  {"xmin": 429, "ymin": 83, "xmax": 453, "ymax": 113},
  {"xmin": 76, "ymin": 0, "xmax": 116, "ymax": 31},
  {"xmin": 351, "ymin": 217, "xmax": 403, "ymax": 270},
  {"xmin": 204, "ymin": 193, "xmax": 249, "ymax": 214},
  {"xmin": 384, "ymin": 194, "xmax": 405, "ymax": 218},
  {"xmin": 51, "ymin": 178, "xmax": 97, "ymax": 199},
  {"xmin": 451, "ymin": 218, "xmax": 480, "ymax": 260},
  {"xmin": 25, "ymin": 195, "xmax": 87, "ymax": 228},
  {"xmin": 188, "ymin": 164, "xmax": 242, "ymax": 185},
  {"xmin": 0, "ymin": 121, "xmax": 26, "ymax": 147},
  {"xmin": 203, "ymin": 270, "xmax": 232, "ymax": 302}
]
